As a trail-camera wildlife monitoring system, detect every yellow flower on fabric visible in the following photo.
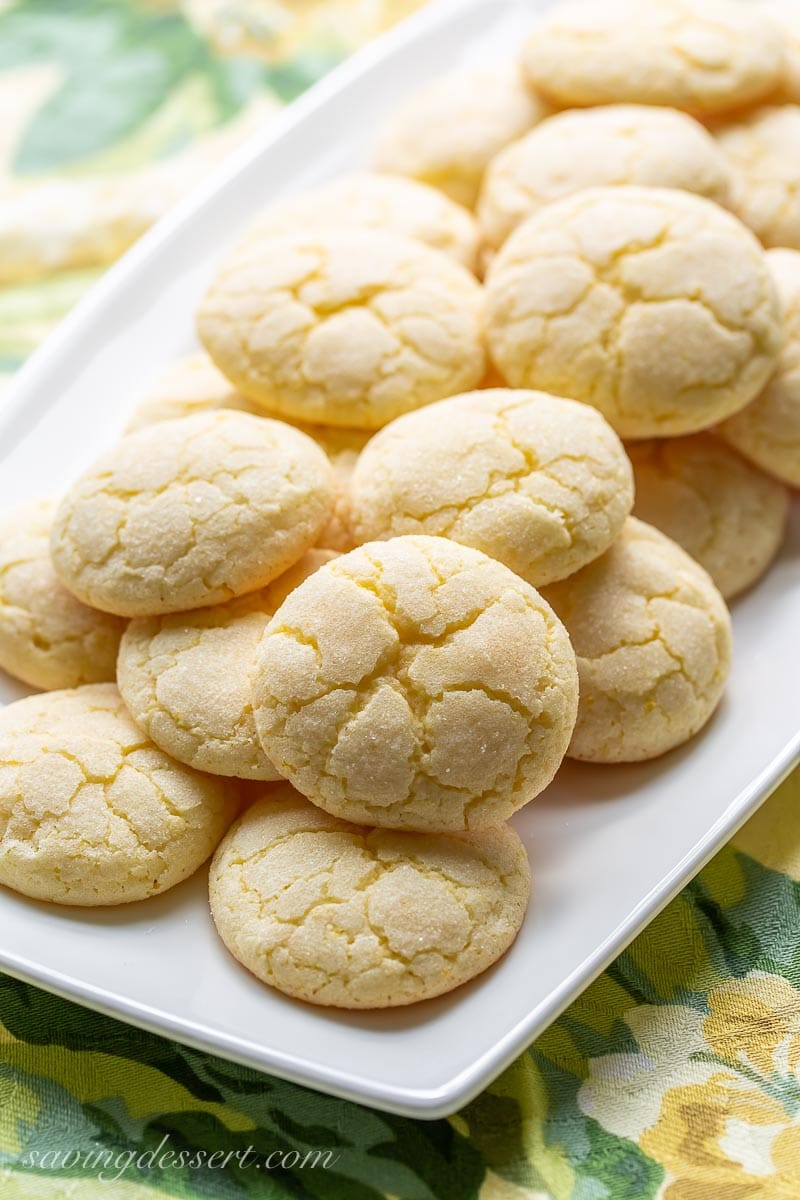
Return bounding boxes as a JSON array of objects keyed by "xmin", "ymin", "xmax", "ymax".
[{"xmin": 580, "ymin": 974, "xmax": 800, "ymax": 1199}]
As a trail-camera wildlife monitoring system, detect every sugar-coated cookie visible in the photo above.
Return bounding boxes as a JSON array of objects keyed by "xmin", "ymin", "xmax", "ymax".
[
  {"xmin": 0, "ymin": 684, "xmax": 239, "ymax": 905},
  {"xmin": 758, "ymin": 2, "xmax": 800, "ymax": 101},
  {"xmin": 629, "ymin": 435, "xmax": 789, "ymax": 599},
  {"xmin": 124, "ymin": 353, "xmax": 367, "ymax": 551},
  {"xmin": 198, "ymin": 228, "xmax": 486, "ymax": 429},
  {"xmin": 478, "ymin": 105, "xmax": 731, "ymax": 252},
  {"xmin": 374, "ymin": 64, "xmax": 546, "ymax": 209},
  {"xmin": 251, "ymin": 535, "xmax": 578, "ymax": 831},
  {"xmin": 0, "ymin": 501, "xmax": 125, "ymax": 690},
  {"xmin": 716, "ymin": 106, "xmax": 800, "ymax": 251},
  {"xmin": 719, "ymin": 248, "xmax": 800, "ymax": 487},
  {"xmin": 543, "ymin": 519, "xmax": 733, "ymax": 763},
  {"xmin": 485, "ymin": 187, "xmax": 783, "ymax": 438},
  {"xmin": 209, "ymin": 786, "xmax": 531, "ymax": 1008},
  {"xmin": 126, "ymin": 353, "xmax": 259, "ymax": 432},
  {"xmin": 117, "ymin": 550, "xmax": 336, "ymax": 780},
  {"xmin": 350, "ymin": 389, "xmax": 633, "ymax": 588},
  {"xmin": 239, "ymin": 173, "xmax": 480, "ymax": 273},
  {"xmin": 50, "ymin": 411, "xmax": 334, "ymax": 617},
  {"xmin": 522, "ymin": 0, "xmax": 784, "ymax": 116}
]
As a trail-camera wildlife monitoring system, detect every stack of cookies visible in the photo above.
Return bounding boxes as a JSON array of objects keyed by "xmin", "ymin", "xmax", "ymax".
[{"xmin": 0, "ymin": 0, "xmax": 796, "ymax": 1011}]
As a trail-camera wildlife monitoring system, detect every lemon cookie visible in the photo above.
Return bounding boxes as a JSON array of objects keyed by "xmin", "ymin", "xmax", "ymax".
[
  {"xmin": 485, "ymin": 187, "xmax": 783, "ymax": 439},
  {"xmin": 543, "ymin": 518, "xmax": 733, "ymax": 763},
  {"xmin": 125, "ymin": 356, "xmax": 366, "ymax": 551},
  {"xmin": 629, "ymin": 434, "xmax": 788, "ymax": 599},
  {"xmin": 0, "ymin": 683, "xmax": 239, "ymax": 905},
  {"xmin": 0, "ymin": 500, "xmax": 125, "ymax": 690},
  {"xmin": 719, "ymin": 248, "xmax": 800, "ymax": 487},
  {"xmin": 117, "ymin": 549, "xmax": 336, "ymax": 780},
  {"xmin": 716, "ymin": 106, "xmax": 800, "ymax": 251},
  {"xmin": 126, "ymin": 353, "xmax": 259, "ymax": 432},
  {"xmin": 198, "ymin": 228, "xmax": 485, "ymax": 430},
  {"xmin": 375, "ymin": 63, "xmax": 546, "ymax": 210},
  {"xmin": 522, "ymin": 0, "xmax": 784, "ymax": 116},
  {"xmin": 209, "ymin": 787, "xmax": 531, "ymax": 1008},
  {"xmin": 251, "ymin": 535, "xmax": 578, "ymax": 832},
  {"xmin": 350, "ymin": 390, "xmax": 633, "ymax": 588},
  {"xmin": 239, "ymin": 173, "xmax": 480, "ymax": 273},
  {"xmin": 478, "ymin": 105, "xmax": 731, "ymax": 253},
  {"xmin": 759, "ymin": 2, "xmax": 800, "ymax": 101},
  {"xmin": 50, "ymin": 411, "xmax": 334, "ymax": 617}
]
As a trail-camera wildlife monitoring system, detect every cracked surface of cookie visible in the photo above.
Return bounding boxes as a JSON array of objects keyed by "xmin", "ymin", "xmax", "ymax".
[
  {"xmin": 209, "ymin": 786, "xmax": 531, "ymax": 1008},
  {"xmin": 350, "ymin": 389, "xmax": 633, "ymax": 588},
  {"xmin": 117, "ymin": 550, "xmax": 336, "ymax": 780},
  {"xmin": 522, "ymin": 0, "xmax": 784, "ymax": 115},
  {"xmin": 629, "ymin": 434, "xmax": 789, "ymax": 599},
  {"xmin": 198, "ymin": 228, "xmax": 486, "ymax": 429},
  {"xmin": 0, "ymin": 683, "xmax": 240, "ymax": 906},
  {"xmin": 716, "ymin": 106, "xmax": 800, "ymax": 251},
  {"xmin": 0, "ymin": 500, "xmax": 125, "ymax": 690},
  {"xmin": 50, "ymin": 410, "xmax": 335, "ymax": 617},
  {"xmin": 251, "ymin": 535, "xmax": 578, "ymax": 832},
  {"xmin": 478, "ymin": 105, "xmax": 732, "ymax": 252},
  {"xmin": 239, "ymin": 173, "xmax": 480, "ymax": 272},
  {"xmin": 719, "ymin": 248, "xmax": 800, "ymax": 487},
  {"xmin": 374, "ymin": 63, "xmax": 546, "ymax": 210},
  {"xmin": 124, "ymin": 353, "xmax": 367, "ymax": 551},
  {"xmin": 485, "ymin": 186, "xmax": 783, "ymax": 439},
  {"xmin": 543, "ymin": 518, "xmax": 733, "ymax": 763}
]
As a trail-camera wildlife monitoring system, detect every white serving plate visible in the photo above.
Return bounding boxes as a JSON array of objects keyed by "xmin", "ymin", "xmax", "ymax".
[{"xmin": 0, "ymin": 0, "xmax": 798, "ymax": 1121}]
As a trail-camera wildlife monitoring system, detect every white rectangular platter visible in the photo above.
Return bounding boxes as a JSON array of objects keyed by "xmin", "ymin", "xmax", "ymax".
[{"xmin": 0, "ymin": 0, "xmax": 798, "ymax": 1121}]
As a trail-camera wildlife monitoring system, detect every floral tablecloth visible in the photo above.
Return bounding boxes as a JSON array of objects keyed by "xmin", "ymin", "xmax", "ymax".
[{"xmin": 1, "ymin": 3, "xmax": 799, "ymax": 1197}]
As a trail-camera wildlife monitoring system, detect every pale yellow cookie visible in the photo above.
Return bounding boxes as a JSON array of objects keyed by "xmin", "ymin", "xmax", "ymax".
[
  {"xmin": 126, "ymin": 353, "xmax": 260, "ymax": 432},
  {"xmin": 629, "ymin": 434, "xmax": 789, "ymax": 599},
  {"xmin": 485, "ymin": 187, "xmax": 783, "ymax": 438},
  {"xmin": 251, "ymin": 535, "xmax": 578, "ymax": 832},
  {"xmin": 0, "ymin": 683, "xmax": 239, "ymax": 905},
  {"xmin": 716, "ymin": 105, "xmax": 800, "ymax": 250},
  {"xmin": 719, "ymin": 248, "xmax": 800, "ymax": 487},
  {"xmin": 350, "ymin": 389, "xmax": 633, "ymax": 588},
  {"xmin": 209, "ymin": 786, "xmax": 531, "ymax": 1008},
  {"xmin": 198, "ymin": 228, "xmax": 486, "ymax": 429},
  {"xmin": 0, "ymin": 500, "xmax": 125, "ymax": 690},
  {"xmin": 117, "ymin": 549, "xmax": 336, "ymax": 780},
  {"xmin": 239, "ymin": 173, "xmax": 480, "ymax": 272},
  {"xmin": 522, "ymin": 0, "xmax": 784, "ymax": 116},
  {"xmin": 543, "ymin": 518, "xmax": 733, "ymax": 763},
  {"xmin": 757, "ymin": 1, "xmax": 800, "ymax": 101},
  {"xmin": 478, "ymin": 105, "xmax": 732, "ymax": 252},
  {"xmin": 50, "ymin": 411, "xmax": 334, "ymax": 617},
  {"xmin": 374, "ymin": 63, "xmax": 546, "ymax": 209}
]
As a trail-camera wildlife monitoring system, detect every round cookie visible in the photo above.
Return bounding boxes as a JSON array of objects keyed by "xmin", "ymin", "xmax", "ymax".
[
  {"xmin": 209, "ymin": 786, "xmax": 531, "ymax": 1009},
  {"xmin": 251, "ymin": 535, "xmax": 579, "ymax": 832},
  {"xmin": 543, "ymin": 518, "xmax": 733, "ymax": 763},
  {"xmin": 522, "ymin": 0, "xmax": 784, "ymax": 116},
  {"xmin": 125, "ymin": 354, "xmax": 367, "ymax": 552},
  {"xmin": 239, "ymin": 173, "xmax": 480, "ymax": 273},
  {"xmin": 758, "ymin": 2, "xmax": 800, "ymax": 102},
  {"xmin": 629, "ymin": 434, "xmax": 789, "ymax": 599},
  {"xmin": 198, "ymin": 228, "xmax": 486, "ymax": 430},
  {"xmin": 478, "ymin": 105, "xmax": 732, "ymax": 253},
  {"xmin": 374, "ymin": 63, "xmax": 546, "ymax": 209},
  {"xmin": 117, "ymin": 549, "xmax": 336, "ymax": 780},
  {"xmin": 0, "ymin": 683, "xmax": 239, "ymax": 905},
  {"xmin": 716, "ymin": 106, "xmax": 800, "ymax": 251},
  {"xmin": 485, "ymin": 186, "xmax": 783, "ymax": 439},
  {"xmin": 719, "ymin": 248, "xmax": 800, "ymax": 487},
  {"xmin": 350, "ymin": 389, "xmax": 633, "ymax": 588},
  {"xmin": 126, "ymin": 353, "xmax": 259, "ymax": 432},
  {"xmin": 0, "ymin": 500, "xmax": 125, "ymax": 690},
  {"xmin": 50, "ymin": 411, "xmax": 334, "ymax": 617}
]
